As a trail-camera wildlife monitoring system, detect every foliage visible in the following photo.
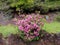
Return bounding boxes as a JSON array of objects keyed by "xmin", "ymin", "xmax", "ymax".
[
  {"xmin": 54, "ymin": 15, "xmax": 60, "ymax": 22},
  {"xmin": 40, "ymin": 5, "xmax": 49, "ymax": 14},
  {"xmin": 16, "ymin": 15, "xmax": 44, "ymax": 41},
  {"xmin": 0, "ymin": 0, "xmax": 13, "ymax": 19},
  {"xmin": 0, "ymin": 0, "xmax": 60, "ymax": 14},
  {"xmin": 0, "ymin": 0, "xmax": 10, "ymax": 10},
  {"xmin": 10, "ymin": 0, "xmax": 34, "ymax": 11},
  {"xmin": 10, "ymin": 0, "xmax": 60, "ymax": 14},
  {"xmin": 49, "ymin": 0, "xmax": 56, "ymax": 1}
]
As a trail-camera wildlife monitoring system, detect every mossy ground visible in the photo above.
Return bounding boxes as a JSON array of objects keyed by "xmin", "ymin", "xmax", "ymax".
[
  {"xmin": 0, "ymin": 24, "xmax": 18, "ymax": 37},
  {"xmin": 43, "ymin": 22, "xmax": 60, "ymax": 33}
]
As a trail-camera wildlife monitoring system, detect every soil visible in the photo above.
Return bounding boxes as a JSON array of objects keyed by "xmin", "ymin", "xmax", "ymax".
[
  {"xmin": 0, "ymin": 30, "xmax": 60, "ymax": 45},
  {"xmin": 0, "ymin": 13, "xmax": 57, "ymax": 25}
]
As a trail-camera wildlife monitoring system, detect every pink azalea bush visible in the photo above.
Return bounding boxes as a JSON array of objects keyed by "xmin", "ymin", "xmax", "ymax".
[{"xmin": 16, "ymin": 15, "xmax": 44, "ymax": 41}]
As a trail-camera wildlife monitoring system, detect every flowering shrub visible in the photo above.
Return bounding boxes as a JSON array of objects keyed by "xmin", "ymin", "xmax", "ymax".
[{"xmin": 16, "ymin": 15, "xmax": 44, "ymax": 41}]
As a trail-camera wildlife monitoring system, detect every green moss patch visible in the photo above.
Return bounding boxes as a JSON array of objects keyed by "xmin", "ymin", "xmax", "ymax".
[
  {"xmin": 0, "ymin": 24, "xmax": 18, "ymax": 37},
  {"xmin": 43, "ymin": 22, "xmax": 60, "ymax": 33}
]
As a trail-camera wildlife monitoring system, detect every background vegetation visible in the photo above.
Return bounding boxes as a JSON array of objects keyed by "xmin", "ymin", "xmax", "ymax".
[{"xmin": 0, "ymin": 0, "xmax": 60, "ymax": 14}]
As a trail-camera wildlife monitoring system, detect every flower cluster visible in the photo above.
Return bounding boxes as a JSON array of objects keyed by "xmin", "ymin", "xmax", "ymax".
[{"xmin": 16, "ymin": 15, "xmax": 44, "ymax": 41}]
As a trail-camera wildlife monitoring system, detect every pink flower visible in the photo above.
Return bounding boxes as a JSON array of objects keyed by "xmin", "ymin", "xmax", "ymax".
[
  {"xmin": 36, "ymin": 33, "xmax": 39, "ymax": 36},
  {"xmin": 34, "ymin": 31, "xmax": 38, "ymax": 34},
  {"xmin": 26, "ymin": 34, "xmax": 29, "ymax": 37},
  {"xmin": 34, "ymin": 31, "xmax": 39, "ymax": 36},
  {"xmin": 29, "ymin": 36, "xmax": 35, "ymax": 39},
  {"xmin": 24, "ymin": 30, "xmax": 29, "ymax": 33},
  {"xmin": 34, "ymin": 23, "xmax": 38, "ymax": 27},
  {"xmin": 19, "ymin": 26, "xmax": 24, "ymax": 31},
  {"xmin": 16, "ymin": 15, "xmax": 44, "ymax": 41},
  {"xmin": 37, "ymin": 28, "xmax": 40, "ymax": 31},
  {"xmin": 16, "ymin": 20, "xmax": 21, "ymax": 25}
]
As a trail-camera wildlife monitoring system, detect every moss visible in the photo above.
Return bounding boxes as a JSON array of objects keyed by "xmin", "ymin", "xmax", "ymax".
[
  {"xmin": 0, "ymin": 24, "xmax": 18, "ymax": 37},
  {"xmin": 43, "ymin": 22, "xmax": 60, "ymax": 33}
]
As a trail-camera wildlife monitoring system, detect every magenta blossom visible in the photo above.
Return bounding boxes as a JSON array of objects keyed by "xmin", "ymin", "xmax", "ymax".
[{"xmin": 16, "ymin": 15, "xmax": 44, "ymax": 41}]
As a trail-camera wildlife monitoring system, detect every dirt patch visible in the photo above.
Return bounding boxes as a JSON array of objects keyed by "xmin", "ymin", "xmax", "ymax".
[
  {"xmin": 0, "ymin": 12, "xmax": 59, "ymax": 25},
  {"xmin": 0, "ymin": 30, "xmax": 60, "ymax": 45}
]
